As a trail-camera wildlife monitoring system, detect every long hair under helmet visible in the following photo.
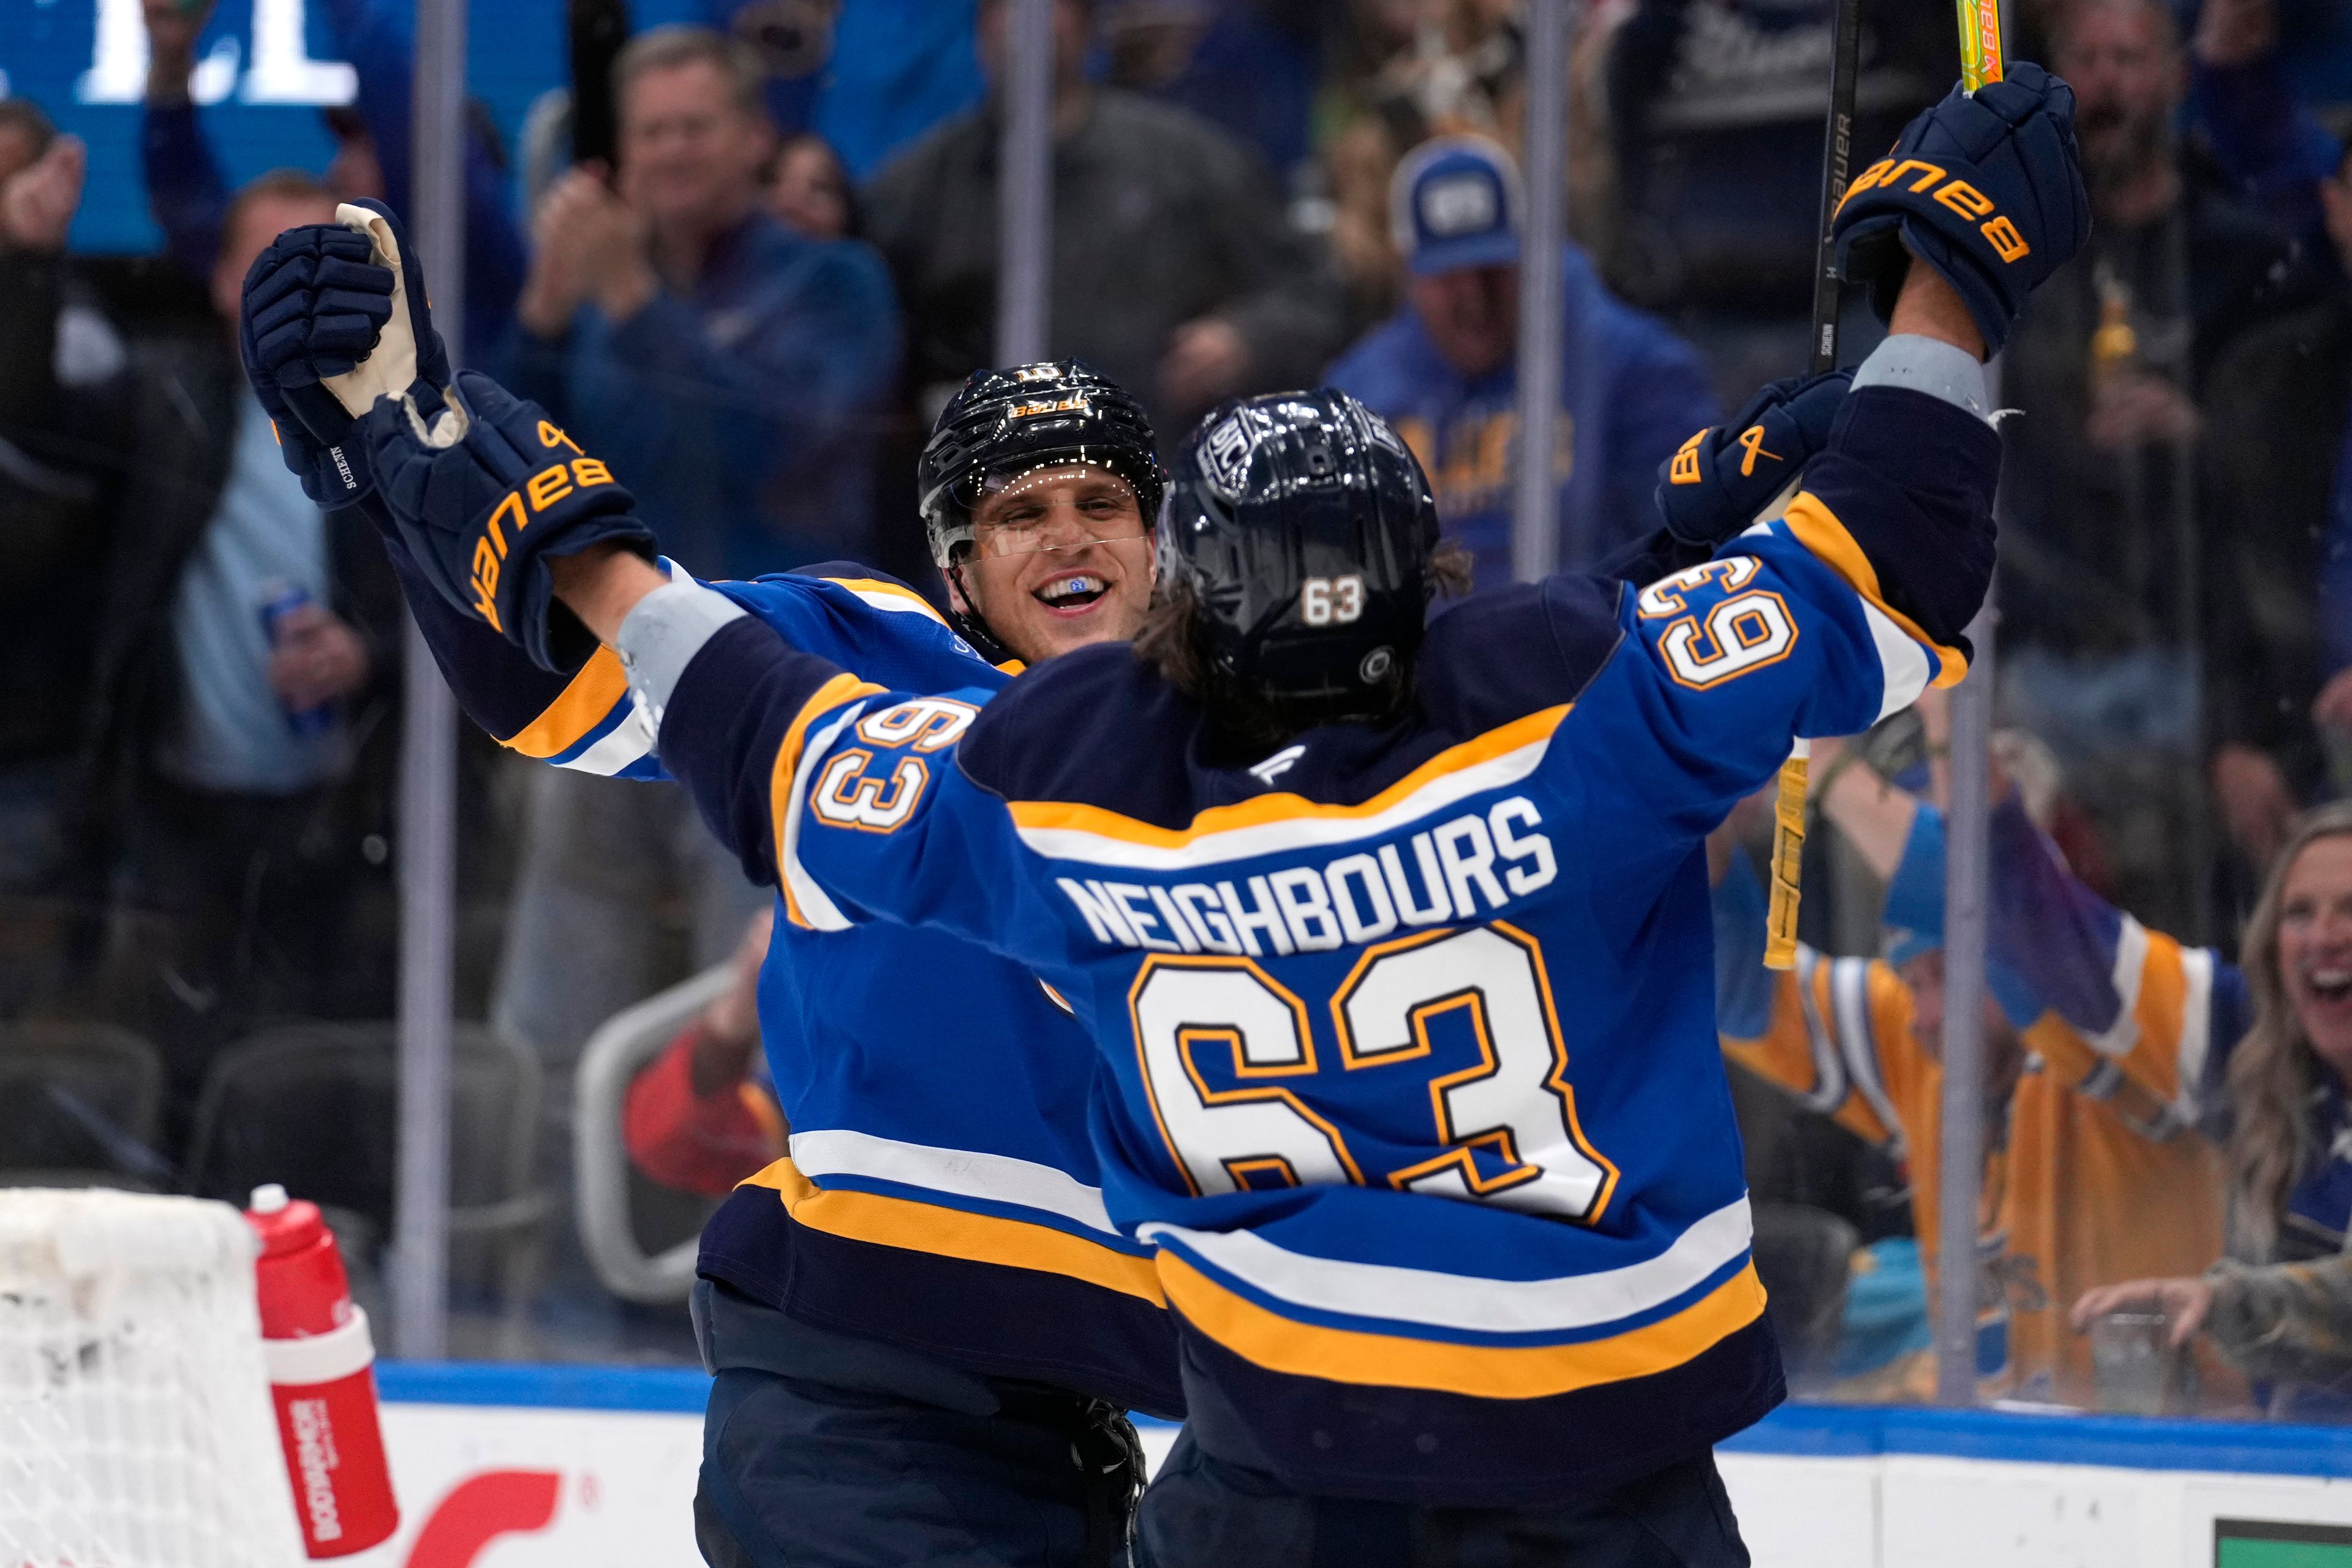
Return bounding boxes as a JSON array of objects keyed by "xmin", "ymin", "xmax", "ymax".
[
  {"xmin": 916, "ymin": 361, "xmax": 1167, "ymax": 662},
  {"xmin": 1155, "ymin": 388, "xmax": 1442, "ymax": 733}
]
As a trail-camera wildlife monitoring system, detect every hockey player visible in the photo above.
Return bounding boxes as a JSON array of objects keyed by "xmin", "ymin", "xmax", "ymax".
[
  {"xmin": 240, "ymin": 228, "xmax": 1182, "ymax": 1558},
  {"xmin": 259, "ymin": 66, "xmax": 2085, "ymax": 1562}
]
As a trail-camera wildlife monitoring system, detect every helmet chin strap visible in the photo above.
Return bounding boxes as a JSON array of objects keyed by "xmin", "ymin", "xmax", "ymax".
[{"xmin": 943, "ymin": 559, "xmax": 1020, "ymax": 667}]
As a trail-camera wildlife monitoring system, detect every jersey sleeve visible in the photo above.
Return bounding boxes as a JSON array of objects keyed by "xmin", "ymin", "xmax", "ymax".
[
  {"xmin": 1564, "ymin": 378, "xmax": 1999, "ymax": 840},
  {"xmin": 385, "ymin": 533, "xmax": 667, "ymax": 778},
  {"xmin": 648, "ymin": 606, "xmax": 1049, "ymax": 962},
  {"xmin": 388, "ymin": 538, "xmax": 987, "ymax": 797}
]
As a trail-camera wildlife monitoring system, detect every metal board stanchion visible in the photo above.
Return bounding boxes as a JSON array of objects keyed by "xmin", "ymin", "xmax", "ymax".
[
  {"xmin": 391, "ymin": 0, "xmax": 467, "ymax": 1363},
  {"xmin": 996, "ymin": 0, "xmax": 1055, "ymax": 365},
  {"xmin": 1936, "ymin": 600, "xmax": 1997, "ymax": 1404},
  {"xmin": 1510, "ymin": 0, "xmax": 1570, "ymax": 583}
]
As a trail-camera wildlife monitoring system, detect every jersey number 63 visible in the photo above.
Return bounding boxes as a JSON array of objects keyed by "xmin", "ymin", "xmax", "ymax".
[{"xmin": 1128, "ymin": 923, "xmax": 1620, "ymax": 1223}]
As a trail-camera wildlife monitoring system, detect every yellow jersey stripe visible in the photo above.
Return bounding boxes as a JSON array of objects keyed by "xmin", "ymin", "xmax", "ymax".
[
  {"xmin": 768, "ymin": 672, "xmax": 888, "ymax": 929},
  {"xmin": 816, "ymin": 576, "xmax": 952, "ymax": 628},
  {"xmin": 1780, "ymin": 496, "xmax": 1968, "ymax": 688},
  {"xmin": 741, "ymin": 1158, "xmax": 1167, "ymax": 1305},
  {"xmin": 1007, "ymin": 704, "xmax": 1572, "ymax": 850},
  {"xmin": 505, "ymin": 646, "xmax": 631, "ymax": 758},
  {"xmin": 1156, "ymin": 1251, "xmax": 1767, "ymax": 1400}
]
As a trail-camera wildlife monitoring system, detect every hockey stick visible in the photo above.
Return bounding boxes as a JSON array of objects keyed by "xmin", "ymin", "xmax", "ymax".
[
  {"xmin": 1762, "ymin": 0, "xmax": 1866, "ymax": 970},
  {"xmin": 1763, "ymin": 0, "xmax": 2006, "ymax": 968},
  {"xmin": 1957, "ymin": 0, "xmax": 2008, "ymax": 92}
]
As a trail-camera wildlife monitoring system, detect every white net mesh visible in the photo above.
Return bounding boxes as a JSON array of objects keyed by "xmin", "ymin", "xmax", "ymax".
[{"xmin": 0, "ymin": 1189, "xmax": 304, "ymax": 1568}]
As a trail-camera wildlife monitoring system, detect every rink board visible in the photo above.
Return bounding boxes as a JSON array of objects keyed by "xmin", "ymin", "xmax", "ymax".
[{"xmin": 343, "ymin": 1362, "xmax": 2352, "ymax": 1567}]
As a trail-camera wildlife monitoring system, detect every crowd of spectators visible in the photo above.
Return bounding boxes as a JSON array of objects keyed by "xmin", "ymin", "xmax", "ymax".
[{"xmin": 5, "ymin": 0, "xmax": 2352, "ymax": 1400}]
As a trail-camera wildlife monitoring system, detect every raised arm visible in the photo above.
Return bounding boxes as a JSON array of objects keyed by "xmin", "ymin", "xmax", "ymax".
[
  {"xmin": 237, "ymin": 202, "xmax": 1010, "ymax": 914},
  {"xmin": 1568, "ymin": 67, "xmax": 2087, "ymax": 839},
  {"xmin": 318, "ymin": 0, "xmax": 527, "ymax": 345},
  {"xmin": 139, "ymin": 0, "xmax": 230, "ymax": 283},
  {"xmin": 1853, "ymin": 769, "xmax": 2249, "ymax": 1134}
]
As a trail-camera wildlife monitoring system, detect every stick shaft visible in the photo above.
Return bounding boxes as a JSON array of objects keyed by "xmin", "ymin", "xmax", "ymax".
[
  {"xmin": 1807, "ymin": 0, "xmax": 1867, "ymax": 375},
  {"xmin": 1764, "ymin": 0, "xmax": 1867, "ymax": 970},
  {"xmin": 1957, "ymin": 0, "xmax": 2008, "ymax": 90}
]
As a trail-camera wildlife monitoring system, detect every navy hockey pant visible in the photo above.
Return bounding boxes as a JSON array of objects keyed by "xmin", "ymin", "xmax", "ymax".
[
  {"xmin": 691, "ymin": 1285, "xmax": 1141, "ymax": 1567},
  {"xmin": 1133, "ymin": 1431, "xmax": 1749, "ymax": 1568},
  {"xmin": 696, "ymin": 1370, "xmax": 1140, "ymax": 1567}
]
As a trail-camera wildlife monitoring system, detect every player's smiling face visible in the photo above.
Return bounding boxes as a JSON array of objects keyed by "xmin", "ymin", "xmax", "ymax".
[{"xmin": 953, "ymin": 462, "xmax": 1156, "ymax": 665}]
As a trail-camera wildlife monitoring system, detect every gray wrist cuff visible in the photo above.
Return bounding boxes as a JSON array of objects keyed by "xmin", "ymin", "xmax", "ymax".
[
  {"xmin": 1852, "ymin": 334, "xmax": 1992, "ymax": 422},
  {"xmin": 616, "ymin": 580, "xmax": 748, "ymax": 723}
]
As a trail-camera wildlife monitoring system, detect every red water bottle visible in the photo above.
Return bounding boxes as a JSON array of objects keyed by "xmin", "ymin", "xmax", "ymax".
[{"xmin": 244, "ymin": 1183, "xmax": 400, "ymax": 1556}]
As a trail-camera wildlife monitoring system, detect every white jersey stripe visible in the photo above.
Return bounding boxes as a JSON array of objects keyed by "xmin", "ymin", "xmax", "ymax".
[
  {"xmin": 1792, "ymin": 947, "xmax": 1850, "ymax": 1114},
  {"xmin": 2173, "ymin": 944, "xmax": 2217, "ymax": 1125},
  {"xmin": 2084, "ymin": 915, "xmax": 2150, "ymax": 1058},
  {"xmin": 1831, "ymin": 957, "xmax": 1904, "ymax": 1154},
  {"xmin": 1862, "ymin": 599, "xmax": 1933, "ymax": 722},
  {"xmin": 780, "ymin": 702, "xmax": 866, "ymax": 932},
  {"xmin": 846, "ymin": 587, "xmax": 948, "ymax": 623},
  {"xmin": 790, "ymin": 1128, "xmax": 1119, "ymax": 1235},
  {"xmin": 553, "ymin": 698, "xmax": 657, "ymax": 776},
  {"xmin": 1138, "ymin": 1196, "xmax": 1753, "ymax": 1338}
]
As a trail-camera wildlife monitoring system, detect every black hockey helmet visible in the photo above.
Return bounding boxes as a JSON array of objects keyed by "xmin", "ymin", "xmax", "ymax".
[
  {"xmin": 916, "ymin": 361, "xmax": 1166, "ymax": 657},
  {"xmin": 1158, "ymin": 388, "xmax": 1441, "ymax": 729}
]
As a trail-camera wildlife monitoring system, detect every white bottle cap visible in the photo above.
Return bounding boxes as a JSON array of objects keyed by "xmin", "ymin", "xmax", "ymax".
[{"xmin": 249, "ymin": 1183, "xmax": 290, "ymax": 1214}]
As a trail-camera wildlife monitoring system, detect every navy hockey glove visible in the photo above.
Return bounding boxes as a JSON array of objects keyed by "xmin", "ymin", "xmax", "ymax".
[
  {"xmin": 1654, "ymin": 369, "xmax": 1850, "ymax": 549},
  {"xmin": 364, "ymin": 369, "xmax": 657, "ymax": 671},
  {"xmin": 240, "ymin": 198, "xmax": 452, "ymax": 505},
  {"xmin": 1831, "ymin": 62, "xmax": 2089, "ymax": 357}
]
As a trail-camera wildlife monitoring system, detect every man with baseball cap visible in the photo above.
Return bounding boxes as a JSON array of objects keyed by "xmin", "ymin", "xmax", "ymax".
[{"xmin": 1325, "ymin": 134, "xmax": 1718, "ymax": 587}]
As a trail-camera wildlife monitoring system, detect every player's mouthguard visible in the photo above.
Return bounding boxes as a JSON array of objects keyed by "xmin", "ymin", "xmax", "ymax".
[{"xmin": 1036, "ymin": 575, "xmax": 1106, "ymax": 608}]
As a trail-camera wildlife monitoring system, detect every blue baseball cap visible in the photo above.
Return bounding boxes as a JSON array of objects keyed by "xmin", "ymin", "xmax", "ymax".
[{"xmin": 1390, "ymin": 135, "xmax": 1524, "ymax": 277}]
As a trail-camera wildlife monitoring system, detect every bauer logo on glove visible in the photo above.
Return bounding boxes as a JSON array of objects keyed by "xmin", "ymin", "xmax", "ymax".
[
  {"xmin": 463, "ymin": 424, "xmax": 617, "ymax": 632},
  {"xmin": 1830, "ymin": 61, "xmax": 2090, "ymax": 357},
  {"xmin": 1838, "ymin": 158, "xmax": 2031, "ymax": 264},
  {"xmin": 364, "ymin": 370, "xmax": 657, "ymax": 672}
]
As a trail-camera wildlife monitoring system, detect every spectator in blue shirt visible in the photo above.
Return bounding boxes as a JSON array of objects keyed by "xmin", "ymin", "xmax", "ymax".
[
  {"xmin": 1323, "ymin": 135, "xmax": 1719, "ymax": 586},
  {"xmin": 496, "ymin": 26, "xmax": 889, "ymax": 1106},
  {"xmin": 508, "ymin": 24, "xmax": 900, "ymax": 581},
  {"xmin": 137, "ymin": 0, "xmax": 524, "ymax": 355}
]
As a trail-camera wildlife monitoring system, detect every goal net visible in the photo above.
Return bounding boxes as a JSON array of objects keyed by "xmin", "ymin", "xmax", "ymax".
[{"xmin": 0, "ymin": 1188, "xmax": 304, "ymax": 1568}]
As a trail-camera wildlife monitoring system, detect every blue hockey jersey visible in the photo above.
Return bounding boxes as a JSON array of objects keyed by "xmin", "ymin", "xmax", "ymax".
[
  {"xmin": 646, "ymin": 377, "xmax": 2000, "ymax": 1504},
  {"xmin": 388, "ymin": 550, "xmax": 1182, "ymax": 1415}
]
